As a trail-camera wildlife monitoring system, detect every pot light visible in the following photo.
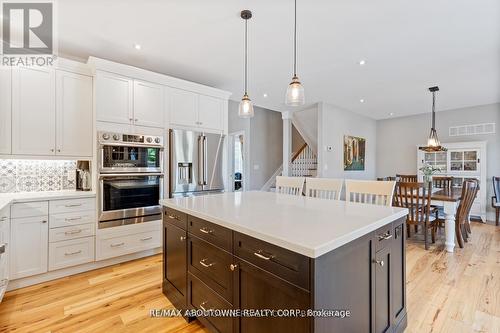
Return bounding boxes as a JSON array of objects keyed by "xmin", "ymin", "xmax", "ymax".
[
  {"xmin": 359, "ymin": 60, "xmax": 366, "ymax": 66},
  {"xmin": 134, "ymin": 44, "xmax": 141, "ymax": 50},
  {"xmin": 263, "ymin": 93, "xmax": 268, "ymax": 98},
  {"xmin": 389, "ymin": 112, "xmax": 394, "ymax": 116},
  {"xmin": 359, "ymin": 99, "xmax": 365, "ymax": 103}
]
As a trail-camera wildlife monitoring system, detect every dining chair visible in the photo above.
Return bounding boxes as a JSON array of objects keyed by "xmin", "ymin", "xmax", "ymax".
[
  {"xmin": 436, "ymin": 179, "xmax": 479, "ymax": 248},
  {"xmin": 345, "ymin": 180, "xmax": 395, "ymax": 206},
  {"xmin": 305, "ymin": 177, "xmax": 343, "ymax": 200},
  {"xmin": 433, "ymin": 176, "xmax": 453, "ymax": 190},
  {"xmin": 394, "ymin": 182, "xmax": 437, "ymax": 250},
  {"xmin": 275, "ymin": 176, "xmax": 305, "ymax": 196},
  {"xmin": 396, "ymin": 174, "xmax": 418, "ymax": 182},
  {"xmin": 492, "ymin": 176, "xmax": 500, "ymax": 226}
]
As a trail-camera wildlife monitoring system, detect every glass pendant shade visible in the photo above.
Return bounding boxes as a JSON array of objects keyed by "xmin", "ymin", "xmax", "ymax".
[
  {"xmin": 285, "ymin": 76, "xmax": 305, "ymax": 106},
  {"xmin": 238, "ymin": 94, "xmax": 254, "ymax": 118}
]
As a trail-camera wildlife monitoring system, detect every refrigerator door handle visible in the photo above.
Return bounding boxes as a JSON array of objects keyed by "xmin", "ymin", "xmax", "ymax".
[
  {"xmin": 203, "ymin": 135, "xmax": 208, "ymax": 185},
  {"xmin": 197, "ymin": 135, "xmax": 204, "ymax": 186}
]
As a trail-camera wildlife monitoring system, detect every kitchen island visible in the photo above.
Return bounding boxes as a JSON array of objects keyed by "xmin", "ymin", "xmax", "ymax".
[{"xmin": 160, "ymin": 191, "xmax": 408, "ymax": 333}]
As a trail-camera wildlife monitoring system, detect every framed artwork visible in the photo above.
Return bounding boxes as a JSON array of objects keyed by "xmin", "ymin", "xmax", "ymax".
[{"xmin": 344, "ymin": 135, "xmax": 366, "ymax": 171}]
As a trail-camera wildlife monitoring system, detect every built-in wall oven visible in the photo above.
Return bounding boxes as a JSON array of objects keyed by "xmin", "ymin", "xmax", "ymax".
[{"xmin": 98, "ymin": 132, "xmax": 164, "ymax": 229}]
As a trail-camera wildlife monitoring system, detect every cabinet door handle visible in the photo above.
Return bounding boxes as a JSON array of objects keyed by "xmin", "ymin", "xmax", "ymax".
[
  {"xmin": 65, "ymin": 250, "xmax": 82, "ymax": 256},
  {"xmin": 0, "ymin": 243, "xmax": 5, "ymax": 254},
  {"xmin": 41, "ymin": 220, "xmax": 47, "ymax": 223},
  {"xmin": 110, "ymin": 242, "xmax": 125, "ymax": 247},
  {"xmin": 377, "ymin": 232, "xmax": 392, "ymax": 241},
  {"xmin": 254, "ymin": 250, "xmax": 274, "ymax": 261},
  {"xmin": 50, "ymin": 149, "xmax": 54, "ymax": 152},
  {"xmin": 135, "ymin": 118, "xmax": 138, "ymax": 122},
  {"xmin": 64, "ymin": 229, "xmax": 82, "ymax": 235},
  {"xmin": 129, "ymin": 118, "xmax": 133, "ymax": 122},
  {"xmin": 199, "ymin": 301, "xmax": 208, "ymax": 311},
  {"xmin": 65, "ymin": 204, "xmax": 82, "ymax": 208},
  {"xmin": 180, "ymin": 236, "xmax": 186, "ymax": 241},
  {"xmin": 229, "ymin": 264, "xmax": 238, "ymax": 271},
  {"xmin": 57, "ymin": 149, "xmax": 61, "ymax": 152},
  {"xmin": 0, "ymin": 216, "xmax": 8, "ymax": 221},
  {"xmin": 199, "ymin": 227, "xmax": 213, "ymax": 234},
  {"xmin": 140, "ymin": 236, "xmax": 153, "ymax": 241},
  {"xmin": 65, "ymin": 217, "xmax": 83, "ymax": 222},
  {"xmin": 199, "ymin": 258, "xmax": 214, "ymax": 268},
  {"xmin": 373, "ymin": 259, "xmax": 385, "ymax": 267},
  {"xmin": 167, "ymin": 214, "xmax": 178, "ymax": 220}
]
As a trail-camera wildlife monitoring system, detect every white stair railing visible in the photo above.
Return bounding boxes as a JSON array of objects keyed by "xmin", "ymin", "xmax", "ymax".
[{"xmin": 291, "ymin": 145, "xmax": 317, "ymax": 177}]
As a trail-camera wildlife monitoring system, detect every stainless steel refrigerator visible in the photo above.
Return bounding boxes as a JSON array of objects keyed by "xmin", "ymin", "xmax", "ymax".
[{"xmin": 169, "ymin": 129, "xmax": 225, "ymax": 197}]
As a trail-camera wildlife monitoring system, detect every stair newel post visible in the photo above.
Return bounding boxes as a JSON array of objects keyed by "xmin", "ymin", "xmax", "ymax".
[{"xmin": 282, "ymin": 111, "xmax": 294, "ymax": 176}]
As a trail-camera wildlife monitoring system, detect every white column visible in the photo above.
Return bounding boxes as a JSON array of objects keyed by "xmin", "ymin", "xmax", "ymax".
[
  {"xmin": 282, "ymin": 111, "xmax": 293, "ymax": 177},
  {"xmin": 443, "ymin": 201, "xmax": 457, "ymax": 252}
]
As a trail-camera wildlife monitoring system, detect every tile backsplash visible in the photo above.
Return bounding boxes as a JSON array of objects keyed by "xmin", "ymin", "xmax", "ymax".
[{"xmin": 0, "ymin": 160, "xmax": 77, "ymax": 193}]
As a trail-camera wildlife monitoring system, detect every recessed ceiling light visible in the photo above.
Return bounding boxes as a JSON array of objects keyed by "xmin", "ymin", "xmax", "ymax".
[
  {"xmin": 359, "ymin": 99, "xmax": 365, "ymax": 103},
  {"xmin": 389, "ymin": 112, "xmax": 395, "ymax": 116},
  {"xmin": 134, "ymin": 44, "xmax": 141, "ymax": 50},
  {"xmin": 263, "ymin": 93, "xmax": 268, "ymax": 98},
  {"xmin": 359, "ymin": 60, "xmax": 366, "ymax": 66}
]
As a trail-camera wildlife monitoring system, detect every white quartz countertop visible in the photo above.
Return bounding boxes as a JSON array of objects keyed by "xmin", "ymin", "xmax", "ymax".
[
  {"xmin": 0, "ymin": 190, "xmax": 96, "ymax": 211},
  {"xmin": 160, "ymin": 191, "xmax": 408, "ymax": 258}
]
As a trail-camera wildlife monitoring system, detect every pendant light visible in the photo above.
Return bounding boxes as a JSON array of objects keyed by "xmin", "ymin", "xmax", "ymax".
[
  {"xmin": 285, "ymin": 0, "xmax": 305, "ymax": 106},
  {"xmin": 419, "ymin": 86, "xmax": 447, "ymax": 152},
  {"xmin": 238, "ymin": 10, "xmax": 254, "ymax": 118}
]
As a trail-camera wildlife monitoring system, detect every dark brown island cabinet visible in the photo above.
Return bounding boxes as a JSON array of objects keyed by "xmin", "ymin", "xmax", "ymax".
[{"xmin": 162, "ymin": 207, "xmax": 407, "ymax": 333}]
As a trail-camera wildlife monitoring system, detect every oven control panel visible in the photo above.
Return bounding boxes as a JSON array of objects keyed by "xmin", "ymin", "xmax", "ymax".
[{"xmin": 98, "ymin": 131, "xmax": 163, "ymax": 146}]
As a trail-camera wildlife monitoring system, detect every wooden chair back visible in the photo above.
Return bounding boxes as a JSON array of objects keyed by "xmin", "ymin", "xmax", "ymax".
[
  {"xmin": 305, "ymin": 178, "xmax": 343, "ymax": 200},
  {"xmin": 433, "ymin": 176, "xmax": 453, "ymax": 190},
  {"xmin": 345, "ymin": 180, "xmax": 395, "ymax": 206},
  {"xmin": 394, "ymin": 182, "xmax": 432, "ymax": 225},
  {"xmin": 275, "ymin": 176, "xmax": 305, "ymax": 196},
  {"xmin": 456, "ymin": 180, "xmax": 479, "ymax": 227},
  {"xmin": 396, "ymin": 174, "xmax": 418, "ymax": 182}
]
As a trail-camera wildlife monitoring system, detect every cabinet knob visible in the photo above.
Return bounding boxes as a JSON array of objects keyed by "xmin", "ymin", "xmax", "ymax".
[
  {"xmin": 229, "ymin": 264, "xmax": 238, "ymax": 271},
  {"xmin": 41, "ymin": 220, "xmax": 47, "ymax": 223},
  {"xmin": 373, "ymin": 260, "xmax": 384, "ymax": 267},
  {"xmin": 135, "ymin": 118, "xmax": 138, "ymax": 122},
  {"xmin": 57, "ymin": 149, "xmax": 61, "ymax": 152},
  {"xmin": 50, "ymin": 149, "xmax": 54, "ymax": 152},
  {"xmin": 129, "ymin": 118, "xmax": 133, "ymax": 122},
  {"xmin": 180, "ymin": 236, "xmax": 186, "ymax": 241}
]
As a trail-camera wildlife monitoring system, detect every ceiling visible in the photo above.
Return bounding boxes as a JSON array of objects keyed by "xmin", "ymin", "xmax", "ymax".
[{"xmin": 57, "ymin": 0, "xmax": 500, "ymax": 119}]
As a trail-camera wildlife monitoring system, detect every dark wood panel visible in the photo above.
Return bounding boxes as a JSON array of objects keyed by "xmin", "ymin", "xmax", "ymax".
[
  {"xmin": 374, "ymin": 246, "xmax": 392, "ymax": 333},
  {"xmin": 392, "ymin": 219, "xmax": 406, "ymax": 327},
  {"xmin": 165, "ymin": 222, "xmax": 187, "ymax": 302},
  {"xmin": 233, "ymin": 232, "xmax": 310, "ymax": 291},
  {"xmin": 312, "ymin": 232, "xmax": 373, "ymax": 333},
  {"xmin": 188, "ymin": 273, "xmax": 234, "ymax": 333},
  {"xmin": 233, "ymin": 259, "xmax": 311, "ymax": 333},
  {"xmin": 188, "ymin": 235, "xmax": 233, "ymax": 303},
  {"xmin": 164, "ymin": 207, "xmax": 188, "ymax": 230},
  {"xmin": 189, "ymin": 216, "xmax": 232, "ymax": 251}
]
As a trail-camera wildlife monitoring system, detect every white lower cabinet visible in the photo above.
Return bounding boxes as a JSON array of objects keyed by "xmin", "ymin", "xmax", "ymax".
[
  {"xmin": 10, "ymin": 215, "xmax": 48, "ymax": 279},
  {"xmin": 96, "ymin": 221, "xmax": 161, "ymax": 260},
  {"xmin": 48, "ymin": 237, "xmax": 94, "ymax": 271}
]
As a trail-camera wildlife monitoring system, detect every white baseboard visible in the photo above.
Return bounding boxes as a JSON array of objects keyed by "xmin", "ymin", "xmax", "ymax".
[{"xmin": 7, "ymin": 247, "xmax": 162, "ymax": 291}]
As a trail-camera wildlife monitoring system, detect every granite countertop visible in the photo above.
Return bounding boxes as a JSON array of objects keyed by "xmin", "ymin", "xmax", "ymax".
[
  {"xmin": 0, "ymin": 190, "xmax": 96, "ymax": 211},
  {"xmin": 160, "ymin": 191, "xmax": 408, "ymax": 258}
]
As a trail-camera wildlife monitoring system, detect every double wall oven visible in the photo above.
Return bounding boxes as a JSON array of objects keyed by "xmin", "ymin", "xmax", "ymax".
[{"xmin": 98, "ymin": 132, "xmax": 164, "ymax": 229}]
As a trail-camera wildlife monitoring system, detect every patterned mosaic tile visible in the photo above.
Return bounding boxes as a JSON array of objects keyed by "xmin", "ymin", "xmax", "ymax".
[{"xmin": 0, "ymin": 159, "xmax": 78, "ymax": 193}]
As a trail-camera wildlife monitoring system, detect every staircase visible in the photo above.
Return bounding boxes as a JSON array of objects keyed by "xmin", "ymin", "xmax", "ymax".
[{"xmin": 262, "ymin": 143, "xmax": 317, "ymax": 192}]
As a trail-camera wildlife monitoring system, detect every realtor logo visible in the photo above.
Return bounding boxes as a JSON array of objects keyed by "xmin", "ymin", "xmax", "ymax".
[{"xmin": 2, "ymin": 2, "xmax": 53, "ymax": 54}]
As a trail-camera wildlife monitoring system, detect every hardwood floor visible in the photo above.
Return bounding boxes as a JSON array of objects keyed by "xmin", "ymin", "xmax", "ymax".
[{"xmin": 0, "ymin": 222, "xmax": 498, "ymax": 333}]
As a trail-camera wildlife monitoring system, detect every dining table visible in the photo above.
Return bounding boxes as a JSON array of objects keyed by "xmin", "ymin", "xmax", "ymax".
[{"xmin": 430, "ymin": 187, "xmax": 462, "ymax": 252}]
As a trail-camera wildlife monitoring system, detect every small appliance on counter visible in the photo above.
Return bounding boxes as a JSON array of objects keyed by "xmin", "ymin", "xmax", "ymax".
[{"xmin": 76, "ymin": 160, "xmax": 92, "ymax": 191}]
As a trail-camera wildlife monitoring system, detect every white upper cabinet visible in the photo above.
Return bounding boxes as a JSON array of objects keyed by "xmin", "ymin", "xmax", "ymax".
[
  {"xmin": 96, "ymin": 71, "xmax": 133, "ymax": 125},
  {"xmin": 133, "ymin": 80, "xmax": 164, "ymax": 128},
  {"xmin": 56, "ymin": 70, "xmax": 93, "ymax": 156},
  {"xmin": 0, "ymin": 68, "xmax": 12, "ymax": 154},
  {"xmin": 198, "ymin": 94, "xmax": 223, "ymax": 130},
  {"xmin": 169, "ymin": 88, "xmax": 198, "ymax": 127},
  {"xmin": 169, "ymin": 88, "xmax": 224, "ymax": 131},
  {"xmin": 12, "ymin": 67, "xmax": 56, "ymax": 155}
]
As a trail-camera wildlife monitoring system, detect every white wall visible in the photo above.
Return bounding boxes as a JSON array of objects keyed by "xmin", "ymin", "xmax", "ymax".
[
  {"xmin": 317, "ymin": 102, "xmax": 377, "ymax": 180},
  {"xmin": 228, "ymin": 101, "xmax": 283, "ymax": 190},
  {"xmin": 376, "ymin": 103, "xmax": 500, "ymax": 218}
]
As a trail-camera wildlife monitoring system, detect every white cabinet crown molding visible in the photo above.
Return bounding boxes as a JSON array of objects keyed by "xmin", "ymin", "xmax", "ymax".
[{"xmin": 87, "ymin": 56, "xmax": 232, "ymax": 100}]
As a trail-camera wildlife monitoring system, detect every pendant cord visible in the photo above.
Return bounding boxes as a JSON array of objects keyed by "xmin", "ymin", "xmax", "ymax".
[
  {"xmin": 431, "ymin": 91, "xmax": 436, "ymax": 129},
  {"xmin": 244, "ymin": 18, "xmax": 248, "ymax": 95},
  {"xmin": 293, "ymin": 0, "xmax": 297, "ymax": 76}
]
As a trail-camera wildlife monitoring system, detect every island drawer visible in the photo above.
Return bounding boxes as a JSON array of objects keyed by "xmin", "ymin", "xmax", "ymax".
[
  {"xmin": 233, "ymin": 232, "xmax": 310, "ymax": 291},
  {"xmin": 188, "ymin": 235, "xmax": 233, "ymax": 302},
  {"xmin": 164, "ymin": 208, "xmax": 187, "ymax": 230},
  {"xmin": 188, "ymin": 216, "xmax": 232, "ymax": 252},
  {"xmin": 188, "ymin": 273, "xmax": 233, "ymax": 333},
  {"xmin": 374, "ymin": 223, "xmax": 394, "ymax": 252}
]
